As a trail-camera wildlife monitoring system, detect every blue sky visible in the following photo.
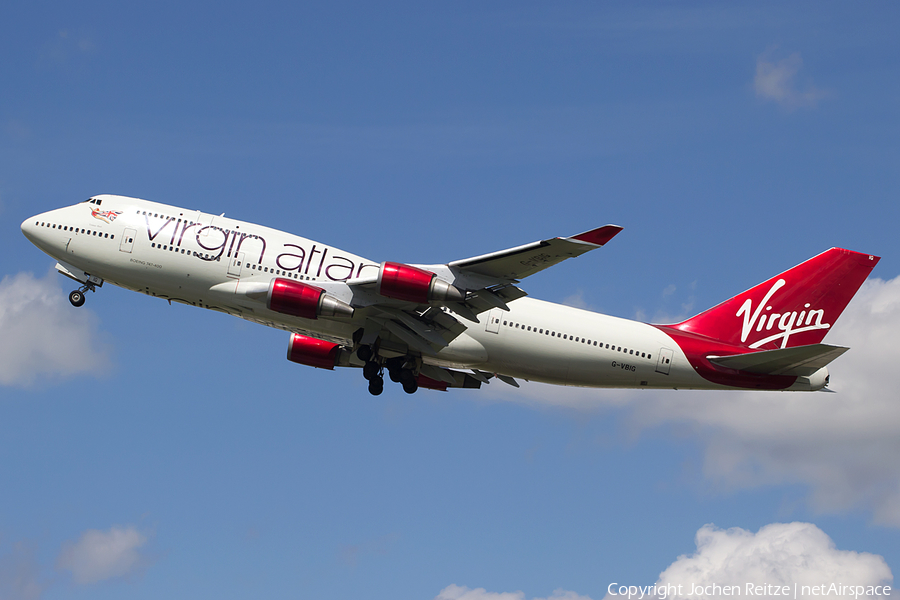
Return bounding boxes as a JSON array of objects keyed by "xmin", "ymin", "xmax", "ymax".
[{"xmin": 2, "ymin": 2, "xmax": 899, "ymax": 599}]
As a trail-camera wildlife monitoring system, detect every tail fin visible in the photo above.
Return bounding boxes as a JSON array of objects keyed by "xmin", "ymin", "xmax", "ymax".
[{"xmin": 667, "ymin": 248, "xmax": 880, "ymax": 349}]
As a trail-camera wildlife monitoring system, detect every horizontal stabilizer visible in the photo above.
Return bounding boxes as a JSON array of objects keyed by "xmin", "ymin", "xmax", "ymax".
[{"xmin": 708, "ymin": 343, "xmax": 849, "ymax": 376}]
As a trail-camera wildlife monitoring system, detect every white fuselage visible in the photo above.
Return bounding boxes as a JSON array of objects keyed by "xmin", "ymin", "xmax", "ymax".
[{"xmin": 21, "ymin": 195, "xmax": 766, "ymax": 391}]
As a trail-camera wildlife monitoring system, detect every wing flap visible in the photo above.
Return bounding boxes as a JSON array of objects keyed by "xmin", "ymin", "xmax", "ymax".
[
  {"xmin": 708, "ymin": 343, "xmax": 849, "ymax": 376},
  {"xmin": 417, "ymin": 366, "xmax": 484, "ymax": 390}
]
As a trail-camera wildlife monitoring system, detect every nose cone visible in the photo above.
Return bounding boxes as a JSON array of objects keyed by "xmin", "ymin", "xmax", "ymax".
[{"xmin": 21, "ymin": 215, "xmax": 38, "ymax": 243}]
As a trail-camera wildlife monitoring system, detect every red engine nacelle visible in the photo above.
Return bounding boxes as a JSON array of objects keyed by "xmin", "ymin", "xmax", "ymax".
[
  {"xmin": 286, "ymin": 333, "xmax": 341, "ymax": 370},
  {"xmin": 268, "ymin": 278, "xmax": 354, "ymax": 319},
  {"xmin": 376, "ymin": 262, "xmax": 464, "ymax": 304}
]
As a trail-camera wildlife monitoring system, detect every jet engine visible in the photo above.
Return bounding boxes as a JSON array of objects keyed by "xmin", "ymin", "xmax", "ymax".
[
  {"xmin": 376, "ymin": 262, "xmax": 464, "ymax": 303},
  {"xmin": 286, "ymin": 333, "xmax": 342, "ymax": 369},
  {"xmin": 268, "ymin": 278, "xmax": 354, "ymax": 319}
]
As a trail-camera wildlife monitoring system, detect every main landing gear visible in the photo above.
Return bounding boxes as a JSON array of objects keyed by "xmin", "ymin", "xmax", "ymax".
[
  {"xmin": 68, "ymin": 281, "xmax": 96, "ymax": 307},
  {"xmin": 357, "ymin": 346, "xmax": 419, "ymax": 396}
]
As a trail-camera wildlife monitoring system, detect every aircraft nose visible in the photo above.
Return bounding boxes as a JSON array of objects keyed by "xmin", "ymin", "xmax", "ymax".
[{"xmin": 21, "ymin": 215, "xmax": 38, "ymax": 242}]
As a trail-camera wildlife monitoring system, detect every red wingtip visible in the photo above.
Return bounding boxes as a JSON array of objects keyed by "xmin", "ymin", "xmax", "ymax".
[{"xmin": 570, "ymin": 225, "xmax": 623, "ymax": 246}]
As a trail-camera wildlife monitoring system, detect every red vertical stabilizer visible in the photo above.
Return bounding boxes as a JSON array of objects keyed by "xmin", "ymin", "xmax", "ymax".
[{"xmin": 666, "ymin": 248, "xmax": 880, "ymax": 350}]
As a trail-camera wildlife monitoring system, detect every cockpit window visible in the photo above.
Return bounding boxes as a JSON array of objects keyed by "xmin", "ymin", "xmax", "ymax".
[{"xmin": 84, "ymin": 198, "xmax": 102, "ymax": 205}]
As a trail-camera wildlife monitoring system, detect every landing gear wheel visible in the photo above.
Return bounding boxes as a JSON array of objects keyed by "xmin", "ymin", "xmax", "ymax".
[
  {"xmin": 401, "ymin": 378, "xmax": 418, "ymax": 394},
  {"xmin": 363, "ymin": 361, "xmax": 380, "ymax": 381},
  {"xmin": 68, "ymin": 290, "xmax": 86, "ymax": 307},
  {"xmin": 388, "ymin": 368, "xmax": 402, "ymax": 383},
  {"xmin": 368, "ymin": 376, "xmax": 384, "ymax": 396},
  {"xmin": 357, "ymin": 345, "xmax": 372, "ymax": 362}
]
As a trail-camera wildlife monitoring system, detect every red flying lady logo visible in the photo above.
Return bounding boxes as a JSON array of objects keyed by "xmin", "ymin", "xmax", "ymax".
[{"xmin": 90, "ymin": 207, "xmax": 122, "ymax": 224}]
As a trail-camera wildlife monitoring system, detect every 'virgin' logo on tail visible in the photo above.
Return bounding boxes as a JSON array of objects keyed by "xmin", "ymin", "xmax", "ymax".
[{"xmin": 736, "ymin": 279, "xmax": 831, "ymax": 348}]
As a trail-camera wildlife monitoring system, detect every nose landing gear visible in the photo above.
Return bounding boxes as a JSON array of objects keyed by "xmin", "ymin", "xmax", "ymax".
[
  {"xmin": 68, "ymin": 281, "xmax": 96, "ymax": 307},
  {"xmin": 68, "ymin": 290, "xmax": 86, "ymax": 307}
]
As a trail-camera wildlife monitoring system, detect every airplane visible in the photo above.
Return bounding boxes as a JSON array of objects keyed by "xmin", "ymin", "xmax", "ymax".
[{"xmin": 21, "ymin": 194, "xmax": 880, "ymax": 395}]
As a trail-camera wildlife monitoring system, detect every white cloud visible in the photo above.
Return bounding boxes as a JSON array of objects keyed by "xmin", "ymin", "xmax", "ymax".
[
  {"xmin": 0, "ymin": 271, "xmax": 111, "ymax": 387},
  {"xmin": 487, "ymin": 275, "xmax": 900, "ymax": 526},
  {"xmin": 440, "ymin": 523, "xmax": 892, "ymax": 600},
  {"xmin": 754, "ymin": 50, "xmax": 826, "ymax": 109},
  {"xmin": 651, "ymin": 523, "xmax": 892, "ymax": 600},
  {"xmin": 435, "ymin": 584, "xmax": 593, "ymax": 600},
  {"xmin": 627, "ymin": 276, "xmax": 900, "ymax": 525},
  {"xmin": 562, "ymin": 291, "xmax": 591, "ymax": 310},
  {"xmin": 0, "ymin": 542, "xmax": 44, "ymax": 600},
  {"xmin": 56, "ymin": 526, "xmax": 149, "ymax": 585}
]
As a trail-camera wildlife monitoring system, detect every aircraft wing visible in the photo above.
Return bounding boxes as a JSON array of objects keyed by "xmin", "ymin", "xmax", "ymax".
[
  {"xmin": 707, "ymin": 344, "xmax": 849, "ymax": 377},
  {"xmin": 447, "ymin": 225, "xmax": 623, "ymax": 284},
  {"xmin": 345, "ymin": 224, "xmax": 623, "ymax": 360}
]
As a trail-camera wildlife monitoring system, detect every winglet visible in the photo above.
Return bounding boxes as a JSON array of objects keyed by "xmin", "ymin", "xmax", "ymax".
[{"xmin": 570, "ymin": 225, "xmax": 623, "ymax": 246}]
